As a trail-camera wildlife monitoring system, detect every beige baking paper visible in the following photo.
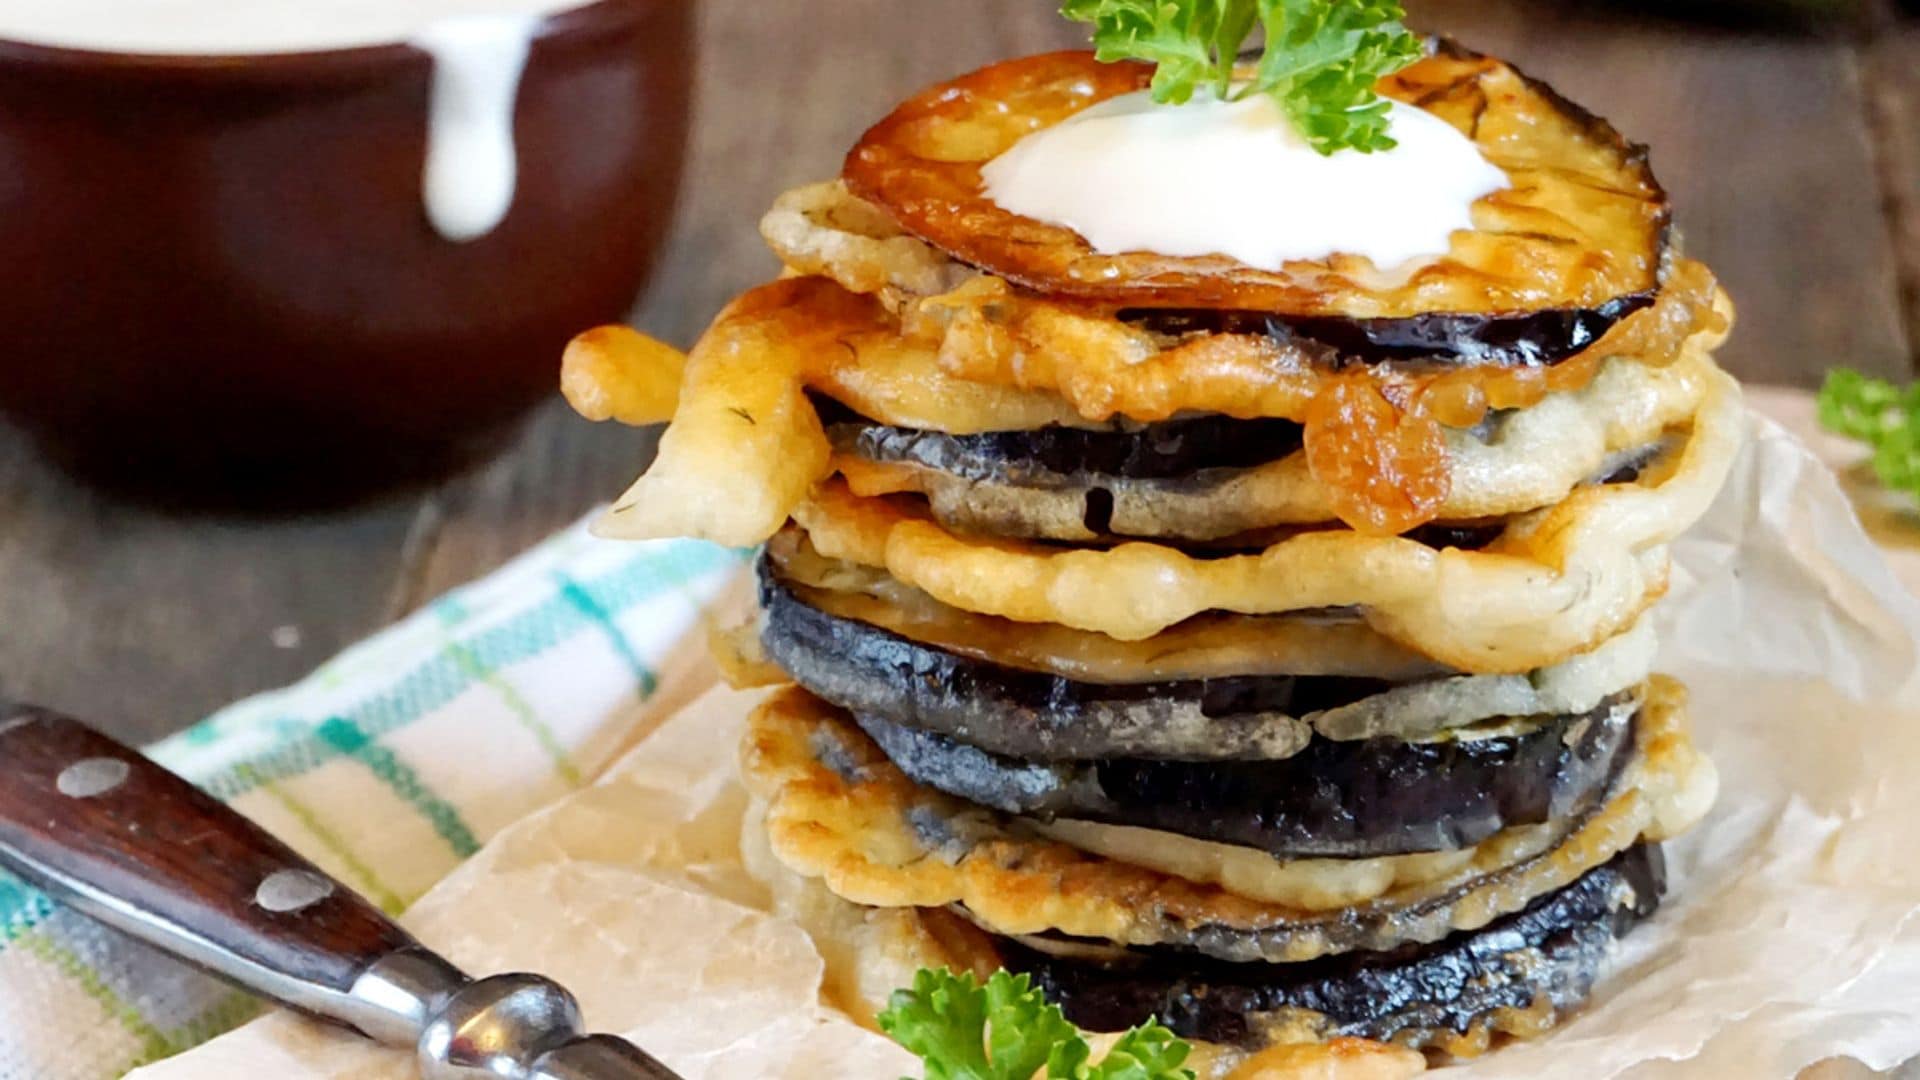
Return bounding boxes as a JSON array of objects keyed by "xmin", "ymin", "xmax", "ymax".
[{"xmin": 131, "ymin": 411, "xmax": 1920, "ymax": 1079}]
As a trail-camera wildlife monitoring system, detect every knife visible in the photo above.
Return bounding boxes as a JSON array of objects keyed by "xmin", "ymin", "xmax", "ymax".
[{"xmin": 0, "ymin": 704, "xmax": 682, "ymax": 1080}]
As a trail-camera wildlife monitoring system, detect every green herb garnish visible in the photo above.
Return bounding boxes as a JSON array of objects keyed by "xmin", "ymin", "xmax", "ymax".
[
  {"xmin": 878, "ymin": 968, "xmax": 1196, "ymax": 1080},
  {"xmin": 1817, "ymin": 368, "xmax": 1920, "ymax": 499},
  {"xmin": 1060, "ymin": 0, "xmax": 1424, "ymax": 155}
]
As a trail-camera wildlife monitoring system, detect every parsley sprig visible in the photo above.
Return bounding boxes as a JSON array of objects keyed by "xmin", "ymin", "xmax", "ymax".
[
  {"xmin": 1817, "ymin": 368, "xmax": 1920, "ymax": 499},
  {"xmin": 1060, "ymin": 0, "xmax": 1423, "ymax": 155},
  {"xmin": 878, "ymin": 968, "xmax": 1195, "ymax": 1080}
]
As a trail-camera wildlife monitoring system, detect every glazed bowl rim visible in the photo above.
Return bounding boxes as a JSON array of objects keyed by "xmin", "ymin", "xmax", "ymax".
[{"xmin": 0, "ymin": 0, "xmax": 655, "ymax": 76}]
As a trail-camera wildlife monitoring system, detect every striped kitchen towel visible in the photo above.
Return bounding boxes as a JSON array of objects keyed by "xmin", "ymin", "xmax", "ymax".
[{"xmin": 0, "ymin": 521, "xmax": 745, "ymax": 1080}]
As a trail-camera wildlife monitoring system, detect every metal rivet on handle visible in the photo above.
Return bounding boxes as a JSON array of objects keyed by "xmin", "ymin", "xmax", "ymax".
[
  {"xmin": 256, "ymin": 869, "xmax": 334, "ymax": 914},
  {"xmin": 56, "ymin": 758, "xmax": 130, "ymax": 798}
]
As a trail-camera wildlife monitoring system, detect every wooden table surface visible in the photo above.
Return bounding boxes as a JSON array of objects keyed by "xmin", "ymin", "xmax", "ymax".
[{"xmin": 4, "ymin": 0, "xmax": 1914, "ymax": 744}]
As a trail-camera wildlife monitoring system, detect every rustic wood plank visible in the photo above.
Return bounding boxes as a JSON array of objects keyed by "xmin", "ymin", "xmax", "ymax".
[
  {"xmin": 1865, "ymin": 9, "xmax": 1920, "ymax": 364},
  {"xmin": 1407, "ymin": 0, "xmax": 1912, "ymax": 386},
  {"xmin": 403, "ymin": 0, "xmax": 1082, "ymax": 602},
  {"xmin": 0, "ymin": 423, "xmax": 421, "ymax": 743}
]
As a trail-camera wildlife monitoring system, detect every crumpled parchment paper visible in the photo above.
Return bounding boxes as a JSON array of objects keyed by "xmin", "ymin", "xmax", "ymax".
[{"xmin": 131, "ymin": 410, "xmax": 1920, "ymax": 1079}]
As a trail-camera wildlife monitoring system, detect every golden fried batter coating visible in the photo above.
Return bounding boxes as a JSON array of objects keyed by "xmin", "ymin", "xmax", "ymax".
[{"xmin": 593, "ymin": 278, "xmax": 1089, "ymax": 546}]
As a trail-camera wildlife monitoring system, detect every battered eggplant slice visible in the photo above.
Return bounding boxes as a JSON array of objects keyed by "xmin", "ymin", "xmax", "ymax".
[
  {"xmin": 826, "ymin": 345, "xmax": 1715, "ymax": 542},
  {"xmin": 764, "ymin": 531, "xmax": 1456, "ymax": 683},
  {"xmin": 738, "ymin": 803, "xmax": 1430, "ymax": 1078},
  {"xmin": 738, "ymin": 680, "xmax": 1714, "ymax": 964},
  {"xmin": 842, "ymin": 44, "xmax": 1669, "ymax": 340},
  {"xmin": 1000, "ymin": 845, "xmax": 1665, "ymax": 1054},
  {"xmin": 835, "ymin": 430, "xmax": 1652, "ymax": 545},
  {"xmin": 851, "ymin": 699, "xmax": 1634, "ymax": 858},
  {"xmin": 758, "ymin": 554, "xmax": 1657, "ymax": 761}
]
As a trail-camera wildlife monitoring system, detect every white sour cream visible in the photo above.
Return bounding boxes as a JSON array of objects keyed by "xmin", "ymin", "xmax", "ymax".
[
  {"xmin": 981, "ymin": 89, "xmax": 1509, "ymax": 272},
  {"xmin": 0, "ymin": 0, "xmax": 593, "ymax": 242}
]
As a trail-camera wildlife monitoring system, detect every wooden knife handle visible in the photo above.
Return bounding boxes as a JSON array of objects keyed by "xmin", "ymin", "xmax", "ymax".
[{"xmin": 0, "ymin": 704, "xmax": 439, "ymax": 1037}]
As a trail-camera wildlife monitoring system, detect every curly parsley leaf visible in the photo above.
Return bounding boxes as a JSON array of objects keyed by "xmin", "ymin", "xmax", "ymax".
[
  {"xmin": 1060, "ymin": 0, "xmax": 1423, "ymax": 154},
  {"xmin": 1070, "ymin": 1020, "xmax": 1195, "ymax": 1079},
  {"xmin": 1817, "ymin": 368, "xmax": 1920, "ymax": 501},
  {"xmin": 878, "ymin": 968, "xmax": 1195, "ymax": 1080}
]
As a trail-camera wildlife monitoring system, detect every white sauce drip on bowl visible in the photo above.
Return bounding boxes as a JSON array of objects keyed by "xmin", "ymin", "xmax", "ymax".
[
  {"xmin": 981, "ymin": 89, "xmax": 1510, "ymax": 272},
  {"xmin": 411, "ymin": 16, "xmax": 540, "ymax": 242},
  {"xmin": 0, "ymin": 0, "xmax": 595, "ymax": 242}
]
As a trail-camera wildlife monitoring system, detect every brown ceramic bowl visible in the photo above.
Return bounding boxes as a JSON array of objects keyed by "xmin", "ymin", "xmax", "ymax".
[{"xmin": 0, "ymin": 0, "xmax": 692, "ymax": 508}]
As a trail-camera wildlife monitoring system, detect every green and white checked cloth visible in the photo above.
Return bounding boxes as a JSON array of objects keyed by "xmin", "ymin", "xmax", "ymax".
[{"xmin": 0, "ymin": 521, "xmax": 744, "ymax": 1080}]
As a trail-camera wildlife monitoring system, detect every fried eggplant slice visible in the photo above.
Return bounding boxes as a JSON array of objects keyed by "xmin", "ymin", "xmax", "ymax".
[
  {"xmin": 851, "ymin": 697, "xmax": 1635, "ymax": 858},
  {"xmin": 1003, "ymin": 845, "xmax": 1664, "ymax": 1053},
  {"xmin": 738, "ymin": 804, "xmax": 1432, "ymax": 1078},
  {"xmin": 823, "ymin": 344, "xmax": 1717, "ymax": 542},
  {"xmin": 844, "ymin": 45, "xmax": 1670, "ymax": 348},
  {"xmin": 758, "ymin": 557, "xmax": 1655, "ymax": 761}
]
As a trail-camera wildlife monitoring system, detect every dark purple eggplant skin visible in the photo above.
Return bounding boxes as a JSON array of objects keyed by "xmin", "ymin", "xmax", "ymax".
[
  {"xmin": 1128, "ymin": 290, "xmax": 1656, "ymax": 368},
  {"xmin": 759, "ymin": 560, "xmax": 1401, "ymax": 762},
  {"xmin": 812, "ymin": 393, "xmax": 1305, "ymax": 483},
  {"xmin": 856, "ymin": 698, "xmax": 1632, "ymax": 858},
  {"xmin": 1001, "ymin": 844, "xmax": 1665, "ymax": 1050}
]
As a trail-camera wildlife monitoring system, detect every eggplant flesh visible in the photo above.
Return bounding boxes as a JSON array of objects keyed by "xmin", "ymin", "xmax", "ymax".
[
  {"xmin": 760, "ymin": 561, "xmax": 1399, "ymax": 761},
  {"xmin": 1002, "ymin": 844, "xmax": 1664, "ymax": 1050},
  {"xmin": 855, "ymin": 699, "xmax": 1633, "ymax": 857}
]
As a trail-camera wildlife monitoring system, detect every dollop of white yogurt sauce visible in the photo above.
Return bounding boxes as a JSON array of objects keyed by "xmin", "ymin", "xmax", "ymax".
[
  {"xmin": 0, "ymin": 0, "xmax": 593, "ymax": 243},
  {"xmin": 981, "ymin": 89, "xmax": 1509, "ymax": 271}
]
